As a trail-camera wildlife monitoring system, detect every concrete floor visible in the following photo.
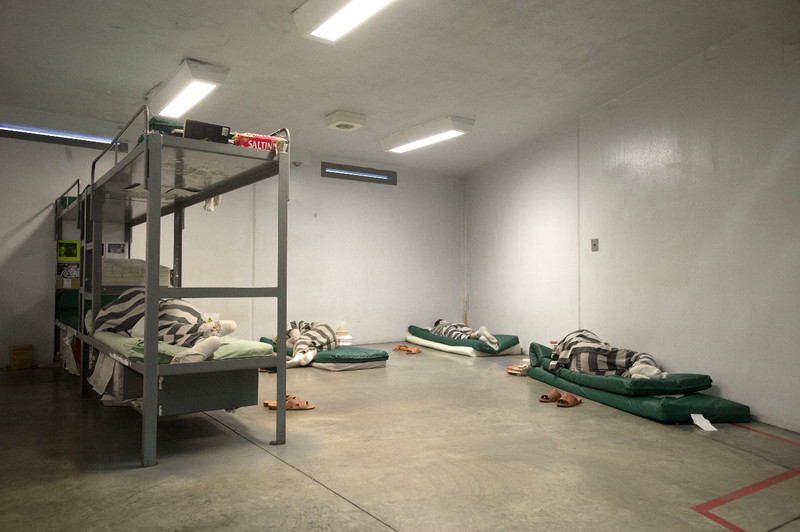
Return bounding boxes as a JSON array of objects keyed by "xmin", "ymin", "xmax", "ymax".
[{"xmin": 1, "ymin": 343, "xmax": 799, "ymax": 532}]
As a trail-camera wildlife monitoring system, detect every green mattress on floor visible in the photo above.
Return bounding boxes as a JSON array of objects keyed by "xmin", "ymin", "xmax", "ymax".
[
  {"xmin": 527, "ymin": 342, "xmax": 750, "ymax": 423},
  {"xmin": 407, "ymin": 326, "xmax": 520, "ymax": 355},
  {"xmin": 260, "ymin": 339, "xmax": 389, "ymax": 364}
]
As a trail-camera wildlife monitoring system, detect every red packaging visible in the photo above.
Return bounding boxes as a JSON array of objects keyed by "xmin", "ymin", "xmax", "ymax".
[{"xmin": 233, "ymin": 133, "xmax": 285, "ymax": 152}]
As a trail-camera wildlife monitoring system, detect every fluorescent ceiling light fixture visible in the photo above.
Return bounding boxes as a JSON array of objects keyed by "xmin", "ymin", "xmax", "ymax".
[
  {"xmin": 293, "ymin": 0, "xmax": 398, "ymax": 43},
  {"xmin": 149, "ymin": 59, "xmax": 229, "ymax": 118},
  {"xmin": 381, "ymin": 116, "xmax": 475, "ymax": 153},
  {"xmin": 0, "ymin": 123, "xmax": 115, "ymax": 144},
  {"xmin": 322, "ymin": 161, "xmax": 397, "ymax": 185}
]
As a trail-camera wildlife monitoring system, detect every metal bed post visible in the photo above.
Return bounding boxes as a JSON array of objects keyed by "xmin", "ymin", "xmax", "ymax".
[
  {"xmin": 272, "ymin": 150, "xmax": 290, "ymax": 445},
  {"xmin": 173, "ymin": 208, "xmax": 184, "ymax": 288},
  {"xmin": 142, "ymin": 132, "xmax": 163, "ymax": 466}
]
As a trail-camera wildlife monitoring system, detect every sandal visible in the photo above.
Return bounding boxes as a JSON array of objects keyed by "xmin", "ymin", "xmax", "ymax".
[
  {"xmin": 405, "ymin": 347, "xmax": 421, "ymax": 354},
  {"xmin": 556, "ymin": 392, "xmax": 582, "ymax": 407},
  {"xmin": 268, "ymin": 395, "xmax": 315, "ymax": 410},
  {"xmin": 539, "ymin": 388, "xmax": 562, "ymax": 402},
  {"xmin": 393, "ymin": 345, "xmax": 410, "ymax": 351},
  {"xmin": 264, "ymin": 394, "xmax": 296, "ymax": 408}
]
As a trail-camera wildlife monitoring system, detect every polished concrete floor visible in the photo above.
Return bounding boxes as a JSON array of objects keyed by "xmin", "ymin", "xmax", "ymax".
[{"xmin": 1, "ymin": 343, "xmax": 799, "ymax": 532}]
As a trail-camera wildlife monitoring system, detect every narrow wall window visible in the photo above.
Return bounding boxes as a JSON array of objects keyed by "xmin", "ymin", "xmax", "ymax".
[{"xmin": 321, "ymin": 162, "xmax": 397, "ymax": 186}]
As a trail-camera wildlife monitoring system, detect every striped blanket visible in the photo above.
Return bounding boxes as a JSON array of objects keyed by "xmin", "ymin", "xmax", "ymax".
[
  {"xmin": 428, "ymin": 321, "xmax": 474, "ymax": 340},
  {"xmin": 549, "ymin": 330, "xmax": 664, "ymax": 378},
  {"xmin": 93, "ymin": 288, "xmax": 212, "ymax": 347},
  {"xmin": 293, "ymin": 322, "xmax": 337, "ymax": 355}
]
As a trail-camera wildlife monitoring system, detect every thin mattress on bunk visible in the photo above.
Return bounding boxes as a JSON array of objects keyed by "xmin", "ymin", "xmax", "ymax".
[
  {"xmin": 261, "ymin": 338, "xmax": 388, "ymax": 371},
  {"xmin": 94, "ymin": 331, "xmax": 273, "ymax": 364},
  {"xmin": 526, "ymin": 342, "xmax": 750, "ymax": 423},
  {"xmin": 406, "ymin": 325, "xmax": 522, "ymax": 357},
  {"xmin": 85, "ymin": 301, "xmax": 272, "ymax": 364}
]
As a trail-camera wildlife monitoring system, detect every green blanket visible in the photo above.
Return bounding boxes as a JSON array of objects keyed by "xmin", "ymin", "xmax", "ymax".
[
  {"xmin": 260, "ymin": 338, "xmax": 388, "ymax": 364},
  {"xmin": 527, "ymin": 342, "xmax": 749, "ymax": 423},
  {"xmin": 407, "ymin": 326, "xmax": 519, "ymax": 354}
]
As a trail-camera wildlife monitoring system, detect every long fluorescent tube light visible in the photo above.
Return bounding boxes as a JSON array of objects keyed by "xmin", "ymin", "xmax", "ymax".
[
  {"xmin": 293, "ymin": 0, "xmax": 398, "ymax": 43},
  {"xmin": 149, "ymin": 59, "xmax": 229, "ymax": 118},
  {"xmin": 0, "ymin": 123, "xmax": 115, "ymax": 144},
  {"xmin": 0, "ymin": 122, "xmax": 127, "ymax": 151},
  {"xmin": 381, "ymin": 116, "xmax": 475, "ymax": 153}
]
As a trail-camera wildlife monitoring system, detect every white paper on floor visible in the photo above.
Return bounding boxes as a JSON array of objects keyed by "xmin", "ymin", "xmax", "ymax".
[{"xmin": 691, "ymin": 413, "xmax": 718, "ymax": 431}]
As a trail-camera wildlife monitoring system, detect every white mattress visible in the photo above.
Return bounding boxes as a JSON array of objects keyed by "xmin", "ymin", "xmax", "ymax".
[
  {"xmin": 405, "ymin": 332, "xmax": 522, "ymax": 357},
  {"xmin": 312, "ymin": 360, "xmax": 387, "ymax": 371}
]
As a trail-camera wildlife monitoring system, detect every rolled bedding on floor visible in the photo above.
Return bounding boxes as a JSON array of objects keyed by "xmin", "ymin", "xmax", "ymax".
[
  {"xmin": 527, "ymin": 342, "xmax": 750, "ymax": 423},
  {"xmin": 406, "ymin": 326, "xmax": 522, "ymax": 357}
]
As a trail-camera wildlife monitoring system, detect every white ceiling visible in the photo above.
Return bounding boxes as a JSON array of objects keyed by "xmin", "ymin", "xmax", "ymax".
[{"xmin": 1, "ymin": 0, "xmax": 798, "ymax": 176}]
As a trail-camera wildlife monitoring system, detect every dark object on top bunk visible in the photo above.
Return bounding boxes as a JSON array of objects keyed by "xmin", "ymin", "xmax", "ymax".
[
  {"xmin": 183, "ymin": 119, "xmax": 231, "ymax": 144},
  {"xmin": 526, "ymin": 342, "xmax": 750, "ymax": 423}
]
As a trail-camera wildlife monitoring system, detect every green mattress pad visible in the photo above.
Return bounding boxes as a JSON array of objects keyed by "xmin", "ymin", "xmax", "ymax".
[
  {"xmin": 95, "ymin": 331, "xmax": 273, "ymax": 364},
  {"xmin": 260, "ymin": 338, "xmax": 388, "ymax": 364},
  {"xmin": 527, "ymin": 342, "xmax": 749, "ymax": 423},
  {"xmin": 407, "ymin": 326, "xmax": 519, "ymax": 354},
  {"xmin": 529, "ymin": 343, "xmax": 713, "ymax": 397}
]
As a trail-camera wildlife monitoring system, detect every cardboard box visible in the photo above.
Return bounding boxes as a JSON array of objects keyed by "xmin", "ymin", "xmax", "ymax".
[
  {"xmin": 8, "ymin": 344, "xmax": 32, "ymax": 370},
  {"xmin": 56, "ymin": 278, "xmax": 78, "ymax": 289}
]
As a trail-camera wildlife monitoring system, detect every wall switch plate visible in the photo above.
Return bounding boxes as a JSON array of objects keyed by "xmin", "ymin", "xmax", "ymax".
[{"xmin": 591, "ymin": 239, "xmax": 599, "ymax": 252}]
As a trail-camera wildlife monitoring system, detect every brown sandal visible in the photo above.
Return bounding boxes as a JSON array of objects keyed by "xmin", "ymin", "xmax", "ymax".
[
  {"xmin": 539, "ymin": 388, "xmax": 562, "ymax": 402},
  {"xmin": 393, "ymin": 345, "xmax": 410, "ymax": 351},
  {"xmin": 556, "ymin": 392, "xmax": 582, "ymax": 407},
  {"xmin": 268, "ymin": 395, "xmax": 315, "ymax": 410}
]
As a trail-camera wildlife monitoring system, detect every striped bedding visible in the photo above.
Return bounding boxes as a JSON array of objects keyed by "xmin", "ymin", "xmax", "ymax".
[
  {"xmin": 93, "ymin": 287, "xmax": 212, "ymax": 346},
  {"xmin": 549, "ymin": 329, "xmax": 661, "ymax": 377}
]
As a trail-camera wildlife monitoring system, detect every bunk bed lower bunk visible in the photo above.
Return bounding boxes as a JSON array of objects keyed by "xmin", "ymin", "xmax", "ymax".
[{"xmin": 54, "ymin": 106, "xmax": 291, "ymax": 466}]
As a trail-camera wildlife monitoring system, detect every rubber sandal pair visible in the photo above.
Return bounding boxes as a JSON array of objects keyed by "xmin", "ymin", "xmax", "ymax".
[
  {"xmin": 393, "ymin": 344, "xmax": 421, "ymax": 354},
  {"xmin": 263, "ymin": 394, "xmax": 315, "ymax": 410},
  {"xmin": 539, "ymin": 388, "xmax": 582, "ymax": 407}
]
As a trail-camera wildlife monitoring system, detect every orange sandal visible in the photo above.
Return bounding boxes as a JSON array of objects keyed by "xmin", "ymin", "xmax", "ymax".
[
  {"xmin": 393, "ymin": 344, "xmax": 410, "ymax": 351},
  {"xmin": 405, "ymin": 347, "xmax": 421, "ymax": 354}
]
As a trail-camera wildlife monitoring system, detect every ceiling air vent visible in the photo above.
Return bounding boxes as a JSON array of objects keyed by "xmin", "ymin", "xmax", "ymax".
[{"xmin": 325, "ymin": 110, "xmax": 366, "ymax": 131}]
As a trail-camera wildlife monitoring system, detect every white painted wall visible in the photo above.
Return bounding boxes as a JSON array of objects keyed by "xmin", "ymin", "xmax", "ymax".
[
  {"xmin": 466, "ymin": 124, "xmax": 580, "ymax": 345},
  {"xmin": 0, "ymin": 138, "xmax": 99, "ymax": 367},
  {"xmin": 466, "ymin": 29, "xmax": 800, "ymax": 432}
]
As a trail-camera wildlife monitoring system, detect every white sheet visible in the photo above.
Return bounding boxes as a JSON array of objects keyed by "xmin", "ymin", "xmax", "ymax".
[{"xmin": 312, "ymin": 360, "xmax": 387, "ymax": 372}]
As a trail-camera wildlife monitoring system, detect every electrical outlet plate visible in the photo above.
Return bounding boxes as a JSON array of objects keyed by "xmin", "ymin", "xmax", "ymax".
[{"xmin": 591, "ymin": 238, "xmax": 599, "ymax": 252}]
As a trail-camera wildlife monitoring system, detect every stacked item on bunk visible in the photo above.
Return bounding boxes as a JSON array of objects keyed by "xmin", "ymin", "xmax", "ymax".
[
  {"xmin": 526, "ymin": 331, "xmax": 750, "ymax": 423},
  {"xmin": 261, "ymin": 338, "xmax": 388, "ymax": 371},
  {"xmin": 406, "ymin": 325, "xmax": 522, "ymax": 357},
  {"xmin": 102, "ymin": 258, "xmax": 170, "ymax": 287}
]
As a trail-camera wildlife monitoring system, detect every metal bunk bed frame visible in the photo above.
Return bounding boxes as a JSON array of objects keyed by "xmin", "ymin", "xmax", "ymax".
[{"xmin": 54, "ymin": 106, "xmax": 289, "ymax": 466}]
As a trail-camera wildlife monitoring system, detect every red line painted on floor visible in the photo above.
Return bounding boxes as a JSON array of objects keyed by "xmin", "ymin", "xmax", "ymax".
[
  {"xmin": 692, "ymin": 467, "xmax": 800, "ymax": 532},
  {"xmin": 509, "ymin": 355, "xmax": 524, "ymax": 360},
  {"xmin": 732, "ymin": 423, "xmax": 800, "ymax": 447}
]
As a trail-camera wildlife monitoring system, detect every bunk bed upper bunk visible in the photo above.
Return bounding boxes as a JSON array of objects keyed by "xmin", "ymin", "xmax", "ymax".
[{"xmin": 54, "ymin": 106, "xmax": 290, "ymax": 466}]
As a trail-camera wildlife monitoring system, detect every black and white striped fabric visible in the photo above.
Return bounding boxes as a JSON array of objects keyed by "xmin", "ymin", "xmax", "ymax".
[
  {"xmin": 93, "ymin": 288, "xmax": 210, "ymax": 347},
  {"xmin": 292, "ymin": 322, "xmax": 337, "ymax": 355},
  {"xmin": 428, "ymin": 320, "xmax": 475, "ymax": 340},
  {"xmin": 549, "ymin": 329, "xmax": 659, "ymax": 377}
]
